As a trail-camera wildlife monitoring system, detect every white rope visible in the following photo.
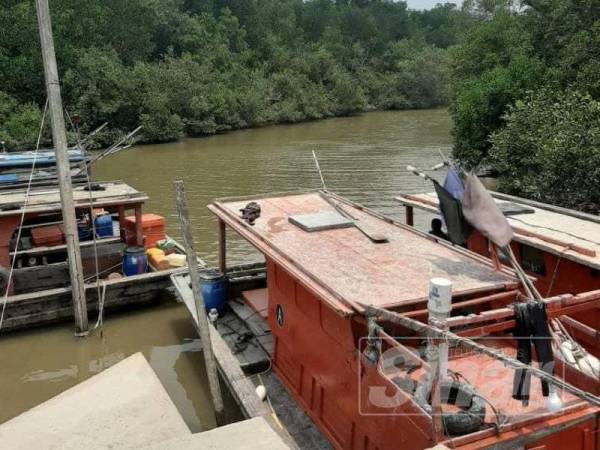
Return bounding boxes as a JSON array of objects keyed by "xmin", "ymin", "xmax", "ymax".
[
  {"xmin": 0, "ymin": 99, "xmax": 49, "ymax": 333},
  {"xmin": 65, "ymin": 110, "xmax": 105, "ymax": 334},
  {"xmin": 93, "ymin": 281, "xmax": 107, "ymax": 331}
]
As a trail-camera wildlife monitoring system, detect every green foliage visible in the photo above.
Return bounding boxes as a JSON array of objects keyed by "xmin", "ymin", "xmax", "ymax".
[
  {"xmin": 0, "ymin": 92, "xmax": 44, "ymax": 150},
  {"xmin": 1, "ymin": 0, "xmax": 469, "ymax": 147},
  {"xmin": 491, "ymin": 90, "xmax": 600, "ymax": 213},
  {"xmin": 449, "ymin": 7, "xmax": 541, "ymax": 168},
  {"xmin": 450, "ymin": 0, "xmax": 600, "ymax": 210}
]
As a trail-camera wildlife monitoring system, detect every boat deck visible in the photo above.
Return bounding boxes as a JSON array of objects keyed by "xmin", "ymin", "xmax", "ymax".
[
  {"xmin": 396, "ymin": 191, "xmax": 600, "ymax": 270},
  {"xmin": 0, "ymin": 180, "xmax": 148, "ymax": 216},
  {"xmin": 209, "ymin": 192, "xmax": 517, "ymax": 314}
]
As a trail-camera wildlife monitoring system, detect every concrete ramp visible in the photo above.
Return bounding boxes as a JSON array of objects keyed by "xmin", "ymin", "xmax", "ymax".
[{"xmin": 0, "ymin": 352, "xmax": 190, "ymax": 449}]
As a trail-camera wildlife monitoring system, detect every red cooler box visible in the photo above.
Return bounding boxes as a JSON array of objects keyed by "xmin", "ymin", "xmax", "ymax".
[
  {"xmin": 124, "ymin": 214, "xmax": 165, "ymax": 249},
  {"xmin": 31, "ymin": 225, "xmax": 65, "ymax": 247}
]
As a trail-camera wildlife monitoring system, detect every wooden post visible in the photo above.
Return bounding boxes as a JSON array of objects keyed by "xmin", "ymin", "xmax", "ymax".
[
  {"xmin": 134, "ymin": 204, "xmax": 143, "ymax": 247},
  {"xmin": 175, "ymin": 180, "xmax": 224, "ymax": 420},
  {"xmin": 405, "ymin": 205, "xmax": 414, "ymax": 226},
  {"xmin": 36, "ymin": 0, "xmax": 88, "ymax": 334},
  {"xmin": 117, "ymin": 205, "xmax": 126, "ymax": 241},
  {"xmin": 218, "ymin": 219, "xmax": 226, "ymax": 275}
]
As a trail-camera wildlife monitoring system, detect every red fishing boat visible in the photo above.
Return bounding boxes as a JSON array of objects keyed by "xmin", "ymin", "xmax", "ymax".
[
  {"xmin": 397, "ymin": 190, "xmax": 600, "ymax": 329},
  {"xmin": 173, "ymin": 190, "xmax": 600, "ymax": 450}
]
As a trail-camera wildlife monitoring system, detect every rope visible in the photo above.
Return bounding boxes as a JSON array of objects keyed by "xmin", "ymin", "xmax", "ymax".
[
  {"xmin": 546, "ymin": 250, "xmax": 565, "ymax": 297},
  {"xmin": 92, "ymin": 281, "xmax": 107, "ymax": 333},
  {"xmin": 65, "ymin": 109, "xmax": 104, "ymax": 335},
  {"xmin": 0, "ymin": 99, "xmax": 49, "ymax": 333}
]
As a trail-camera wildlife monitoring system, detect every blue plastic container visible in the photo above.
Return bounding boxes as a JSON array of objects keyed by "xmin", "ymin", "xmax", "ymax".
[
  {"xmin": 199, "ymin": 270, "xmax": 227, "ymax": 314},
  {"xmin": 78, "ymin": 221, "xmax": 91, "ymax": 241},
  {"xmin": 123, "ymin": 246, "xmax": 147, "ymax": 276},
  {"xmin": 95, "ymin": 214, "xmax": 113, "ymax": 238}
]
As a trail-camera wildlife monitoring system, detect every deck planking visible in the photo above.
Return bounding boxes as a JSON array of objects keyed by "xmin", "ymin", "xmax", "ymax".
[{"xmin": 0, "ymin": 181, "xmax": 148, "ymax": 216}]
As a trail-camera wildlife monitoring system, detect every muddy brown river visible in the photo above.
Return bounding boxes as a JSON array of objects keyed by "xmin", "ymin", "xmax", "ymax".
[{"xmin": 0, "ymin": 109, "xmax": 450, "ymax": 431}]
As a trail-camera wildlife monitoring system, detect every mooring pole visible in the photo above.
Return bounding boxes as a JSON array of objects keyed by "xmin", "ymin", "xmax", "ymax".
[
  {"xmin": 175, "ymin": 180, "xmax": 224, "ymax": 421},
  {"xmin": 36, "ymin": 0, "xmax": 88, "ymax": 334}
]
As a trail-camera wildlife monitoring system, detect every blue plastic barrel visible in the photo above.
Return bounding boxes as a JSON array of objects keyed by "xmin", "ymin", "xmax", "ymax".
[
  {"xmin": 95, "ymin": 214, "xmax": 113, "ymax": 238},
  {"xmin": 123, "ymin": 246, "xmax": 147, "ymax": 276},
  {"xmin": 199, "ymin": 270, "xmax": 227, "ymax": 314}
]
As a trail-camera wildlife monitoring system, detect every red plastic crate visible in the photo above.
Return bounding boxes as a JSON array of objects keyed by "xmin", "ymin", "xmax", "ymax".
[{"xmin": 124, "ymin": 213, "xmax": 165, "ymax": 249}]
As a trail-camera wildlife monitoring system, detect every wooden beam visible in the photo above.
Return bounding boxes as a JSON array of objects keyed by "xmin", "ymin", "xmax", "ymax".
[
  {"xmin": 134, "ymin": 204, "xmax": 143, "ymax": 247},
  {"xmin": 36, "ymin": 0, "xmax": 87, "ymax": 334},
  {"xmin": 218, "ymin": 218, "xmax": 226, "ymax": 275},
  {"xmin": 513, "ymin": 225, "xmax": 596, "ymax": 257},
  {"xmin": 117, "ymin": 205, "xmax": 126, "ymax": 241},
  {"xmin": 405, "ymin": 205, "xmax": 414, "ymax": 226},
  {"xmin": 402, "ymin": 290, "xmax": 518, "ymax": 319},
  {"xmin": 559, "ymin": 316, "xmax": 600, "ymax": 344}
]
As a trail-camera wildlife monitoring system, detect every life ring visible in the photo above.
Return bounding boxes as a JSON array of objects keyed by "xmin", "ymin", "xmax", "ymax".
[{"xmin": 416, "ymin": 380, "xmax": 486, "ymax": 436}]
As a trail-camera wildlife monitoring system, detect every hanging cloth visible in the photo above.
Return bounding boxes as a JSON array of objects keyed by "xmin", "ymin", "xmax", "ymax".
[
  {"xmin": 433, "ymin": 180, "xmax": 472, "ymax": 246},
  {"xmin": 512, "ymin": 302, "xmax": 554, "ymax": 406},
  {"xmin": 443, "ymin": 169, "xmax": 465, "ymax": 200},
  {"xmin": 462, "ymin": 173, "xmax": 513, "ymax": 248}
]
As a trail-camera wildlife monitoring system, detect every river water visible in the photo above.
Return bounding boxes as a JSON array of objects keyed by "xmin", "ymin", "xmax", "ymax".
[{"xmin": 0, "ymin": 109, "xmax": 450, "ymax": 431}]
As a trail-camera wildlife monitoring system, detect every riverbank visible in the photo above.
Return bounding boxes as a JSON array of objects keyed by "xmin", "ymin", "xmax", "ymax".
[{"xmin": 98, "ymin": 105, "xmax": 450, "ymax": 148}]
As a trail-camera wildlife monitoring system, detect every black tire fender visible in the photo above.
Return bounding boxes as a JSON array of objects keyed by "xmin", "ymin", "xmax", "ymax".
[{"xmin": 416, "ymin": 380, "xmax": 486, "ymax": 436}]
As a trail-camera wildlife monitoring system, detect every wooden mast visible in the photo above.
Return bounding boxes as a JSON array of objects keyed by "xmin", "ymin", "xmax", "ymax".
[
  {"xmin": 36, "ymin": 0, "xmax": 88, "ymax": 334},
  {"xmin": 175, "ymin": 180, "xmax": 224, "ymax": 421}
]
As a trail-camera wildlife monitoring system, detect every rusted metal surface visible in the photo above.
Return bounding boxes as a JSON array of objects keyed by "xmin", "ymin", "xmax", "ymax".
[{"xmin": 210, "ymin": 192, "xmax": 515, "ymax": 314}]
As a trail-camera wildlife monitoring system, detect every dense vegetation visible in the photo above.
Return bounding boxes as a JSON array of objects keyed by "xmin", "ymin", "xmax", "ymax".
[
  {"xmin": 450, "ymin": 0, "xmax": 600, "ymax": 212},
  {"xmin": 0, "ymin": 0, "xmax": 468, "ymax": 148}
]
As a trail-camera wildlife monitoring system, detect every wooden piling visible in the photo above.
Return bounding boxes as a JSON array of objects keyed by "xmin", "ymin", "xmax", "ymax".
[
  {"xmin": 174, "ymin": 180, "xmax": 224, "ymax": 421},
  {"xmin": 36, "ymin": 0, "xmax": 88, "ymax": 334},
  {"xmin": 218, "ymin": 219, "xmax": 226, "ymax": 275}
]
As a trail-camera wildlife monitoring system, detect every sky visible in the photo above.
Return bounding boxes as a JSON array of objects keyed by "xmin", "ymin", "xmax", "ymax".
[{"xmin": 405, "ymin": 0, "xmax": 462, "ymax": 10}]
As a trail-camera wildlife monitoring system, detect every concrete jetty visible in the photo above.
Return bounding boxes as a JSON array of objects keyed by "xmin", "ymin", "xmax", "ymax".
[{"xmin": 0, "ymin": 352, "xmax": 289, "ymax": 449}]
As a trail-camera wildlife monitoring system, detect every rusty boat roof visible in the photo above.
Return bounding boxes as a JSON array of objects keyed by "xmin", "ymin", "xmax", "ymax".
[
  {"xmin": 209, "ymin": 191, "xmax": 518, "ymax": 315},
  {"xmin": 397, "ymin": 190, "xmax": 600, "ymax": 271}
]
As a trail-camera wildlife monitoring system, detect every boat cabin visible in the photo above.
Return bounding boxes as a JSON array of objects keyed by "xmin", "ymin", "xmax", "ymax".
[{"xmin": 206, "ymin": 191, "xmax": 600, "ymax": 450}]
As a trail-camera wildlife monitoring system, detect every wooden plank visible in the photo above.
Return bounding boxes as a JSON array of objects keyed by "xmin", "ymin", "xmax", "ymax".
[
  {"xmin": 214, "ymin": 311, "xmax": 271, "ymax": 373},
  {"xmin": 402, "ymin": 290, "xmax": 518, "ymax": 319},
  {"xmin": 10, "ymin": 236, "xmax": 121, "ymax": 257},
  {"xmin": 512, "ymin": 225, "xmax": 596, "ymax": 257},
  {"xmin": 241, "ymin": 288, "xmax": 269, "ymax": 320},
  {"xmin": 170, "ymin": 273, "xmax": 269, "ymax": 418},
  {"xmin": 13, "ymin": 262, "xmax": 69, "ymax": 293},
  {"xmin": 229, "ymin": 298, "xmax": 273, "ymax": 356}
]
